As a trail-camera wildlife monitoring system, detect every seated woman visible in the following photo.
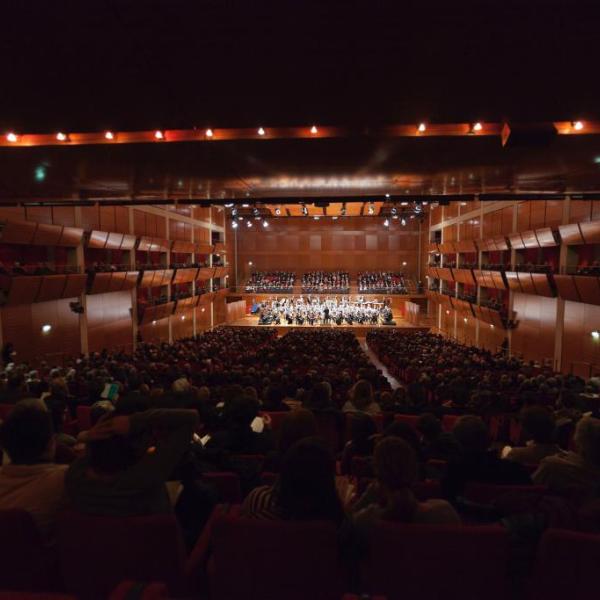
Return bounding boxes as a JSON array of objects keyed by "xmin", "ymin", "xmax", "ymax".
[
  {"xmin": 340, "ymin": 413, "xmax": 378, "ymax": 475},
  {"xmin": 352, "ymin": 437, "xmax": 460, "ymax": 531},
  {"xmin": 242, "ymin": 437, "xmax": 345, "ymax": 525},
  {"xmin": 342, "ymin": 380, "xmax": 381, "ymax": 416}
]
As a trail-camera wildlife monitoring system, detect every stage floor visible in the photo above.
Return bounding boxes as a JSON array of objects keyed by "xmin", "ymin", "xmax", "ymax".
[{"xmin": 227, "ymin": 315, "xmax": 429, "ymax": 336}]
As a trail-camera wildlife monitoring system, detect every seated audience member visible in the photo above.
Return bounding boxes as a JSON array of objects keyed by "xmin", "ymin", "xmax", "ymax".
[
  {"xmin": 262, "ymin": 385, "xmax": 290, "ymax": 412},
  {"xmin": 208, "ymin": 393, "xmax": 275, "ymax": 454},
  {"xmin": 242, "ymin": 437, "xmax": 345, "ymax": 525},
  {"xmin": 66, "ymin": 408, "xmax": 198, "ymax": 516},
  {"xmin": 504, "ymin": 406, "xmax": 561, "ymax": 465},
  {"xmin": 443, "ymin": 416, "xmax": 531, "ymax": 503},
  {"xmin": 304, "ymin": 381, "xmax": 337, "ymax": 412},
  {"xmin": 353, "ymin": 437, "xmax": 460, "ymax": 531},
  {"xmin": 0, "ymin": 406, "xmax": 68, "ymax": 541},
  {"xmin": 417, "ymin": 413, "xmax": 462, "ymax": 463},
  {"xmin": 533, "ymin": 416, "xmax": 600, "ymax": 499},
  {"xmin": 263, "ymin": 409, "xmax": 318, "ymax": 473},
  {"xmin": 341, "ymin": 413, "xmax": 378, "ymax": 475},
  {"xmin": 342, "ymin": 380, "xmax": 381, "ymax": 416}
]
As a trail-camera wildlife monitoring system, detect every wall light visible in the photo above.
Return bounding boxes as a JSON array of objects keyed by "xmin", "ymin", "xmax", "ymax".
[
  {"xmin": 41, "ymin": 324, "xmax": 52, "ymax": 334},
  {"xmin": 105, "ymin": 131, "xmax": 114, "ymax": 140},
  {"xmin": 463, "ymin": 317, "xmax": 468, "ymax": 323},
  {"xmin": 490, "ymin": 324, "xmax": 495, "ymax": 329},
  {"xmin": 310, "ymin": 125, "xmax": 318, "ymax": 134},
  {"xmin": 472, "ymin": 122, "xmax": 483, "ymax": 132},
  {"xmin": 263, "ymin": 219, "xmax": 269, "ymax": 227},
  {"xmin": 181, "ymin": 316, "xmax": 186, "ymax": 321},
  {"xmin": 248, "ymin": 261, "xmax": 253, "ymax": 266},
  {"xmin": 154, "ymin": 130, "xmax": 164, "ymax": 140},
  {"xmin": 6, "ymin": 132, "xmax": 18, "ymax": 142},
  {"xmin": 402, "ymin": 261, "xmax": 407, "ymax": 266},
  {"xmin": 383, "ymin": 219, "xmax": 390, "ymax": 227},
  {"xmin": 257, "ymin": 127, "xmax": 265, "ymax": 136},
  {"xmin": 591, "ymin": 330, "xmax": 600, "ymax": 339},
  {"xmin": 231, "ymin": 221, "xmax": 238, "ymax": 229},
  {"xmin": 246, "ymin": 220, "xmax": 252, "ymax": 227},
  {"xmin": 56, "ymin": 132, "xmax": 67, "ymax": 141},
  {"xmin": 417, "ymin": 123, "xmax": 426, "ymax": 133},
  {"xmin": 446, "ymin": 310, "xmax": 450, "ymax": 315},
  {"xmin": 573, "ymin": 121, "xmax": 584, "ymax": 131},
  {"xmin": 152, "ymin": 320, "xmax": 157, "ymax": 326},
  {"xmin": 205, "ymin": 128, "xmax": 214, "ymax": 138}
]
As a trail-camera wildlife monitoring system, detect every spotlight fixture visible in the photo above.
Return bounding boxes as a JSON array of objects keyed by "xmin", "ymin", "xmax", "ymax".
[
  {"xmin": 402, "ymin": 261, "xmax": 407, "ymax": 266},
  {"xmin": 41, "ymin": 324, "xmax": 52, "ymax": 333},
  {"xmin": 105, "ymin": 131, "xmax": 114, "ymax": 140},
  {"xmin": 302, "ymin": 205, "xmax": 308, "ymax": 216},
  {"xmin": 181, "ymin": 316, "xmax": 186, "ymax": 321},
  {"xmin": 400, "ymin": 201, "xmax": 408, "ymax": 206},
  {"xmin": 246, "ymin": 220, "xmax": 252, "ymax": 227},
  {"xmin": 224, "ymin": 203, "xmax": 234, "ymax": 208},
  {"xmin": 248, "ymin": 261, "xmax": 253, "ymax": 266},
  {"xmin": 314, "ymin": 216, "xmax": 320, "ymax": 220},
  {"xmin": 472, "ymin": 122, "xmax": 483, "ymax": 132},
  {"xmin": 310, "ymin": 125, "xmax": 318, "ymax": 134},
  {"xmin": 385, "ymin": 193, "xmax": 390, "ymax": 198},
  {"xmin": 152, "ymin": 320, "xmax": 157, "ymax": 326},
  {"xmin": 591, "ymin": 330, "xmax": 600, "ymax": 339},
  {"xmin": 231, "ymin": 208, "xmax": 238, "ymax": 216},
  {"xmin": 383, "ymin": 219, "xmax": 390, "ymax": 227},
  {"xmin": 257, "ymin": 127, "xmax": 265, "ymax": 136},
  {"xmin": 391, "ymin": 206, "xmax": 397, "ymax": 216},
  {"xmin": 56, "ymin": 132, "xmax": 67, "ymax": 141},
  {"xmin": 400, "ymin": 218, "xmax": 407, "ymax": 226},
  {"xmin": 417, "ymin": 123, "xmax": 426, "ymax": 133},
  {"xmin": 253, "ymin": 207, "xmax": 259, "ymax": 216},
  {"xmin": 464, "ymin": 317, "xmax": 468, "ymax": 323},
  {"xmin": 490, "ymin": 324, "xmax": 495, "ymax": 329},
  {"xmin": 154, "ymin": 130, "xmax": 164, "ymax": 140},
  {"xmin": 238, "ymin": 216, "xmax": 244, "ymax": 221},
  {"xmin": 231, "ymin": 221, "xmax": 238, "ymax": 229},
  {"xmin": 6, "ymin": 132, "xmax": 18, "ymax": 142},
  {"xmin": 262, "ymin": 219, "xmax": 269, "ymax": 227},
  {"xmin": 368, "ymin": 203, "xmax": 375, "ymax": 215},
  {"xmin": 274, "ymin": 207, "xmax": 281, "ymax": 216},
  {"xmin": 573, "ymin": 121, "xmax": 584, "ymax": 131},
  {"xmin": 205, "ymin": 128, "xmax": 214, "ymax": 137}
]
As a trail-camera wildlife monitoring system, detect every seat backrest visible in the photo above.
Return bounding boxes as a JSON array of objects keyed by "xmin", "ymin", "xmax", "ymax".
[
  {"xmin": 0, "ymin": 509, "xmax": 59, "ymax": 592},
  {"xmin": 393, "ymin": 414, "xmax": 420, "ymax": 431},
  {"xmin": 463, "ymin": 482, "xmax": 547, "ymax": 505},
  {"xmin": 530, "ymin": 529, "xmax": 600, "ymax": 600},
  {"xmin": 313, "ymin": 412, "xmax": 342, "ymax": 454},
  {"xmin": 441, "ymin": 414, "xmax": 459, "ymax": 432},
  {"xmin": 57, "ymin": 511, "xmax": 187, "ymax": 600},
  {"xmin": 260, "ymin": 411, "xmax": 288, "ymax": 433},
  {"xmin": 202, "ymin": 472, "xmax": 242, "ymax": 503},
  {"xmin": 209, "ymin": 515, "xmax": 344, "ymax": 600},
  {"xmin": 76, "ymin": 405, "xmax": 92, "ymax": 431},
  {"xmin": 364, "ymin": 523, "xmax": 509, "ymax": 600}
]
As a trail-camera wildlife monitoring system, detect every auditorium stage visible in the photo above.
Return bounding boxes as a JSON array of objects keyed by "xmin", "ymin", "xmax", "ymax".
[{"xmin": 227, "ymin": 315, "xmax": 429, "ymax": 337}]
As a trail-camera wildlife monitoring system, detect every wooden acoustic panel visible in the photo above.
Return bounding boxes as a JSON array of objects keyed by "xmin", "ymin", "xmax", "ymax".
[
  {"xmin": 88, "ymin": 230, "xmax": 109, "ymax": 249},
  {"xmin": 196, "ymin": 242, "xmax": 214, "ymax": 255},
  {"xmin": 493, "ymin": 236, "xmax": 509, "ymax": 251},
  {"xmin": 553, "ymin": 275, "xmax": 581, "ymax": 302},
  {"xmin": 573, "ymin": 276, "xmax": 600, "ymax": 305},
  {"xmin": 36, "ymin": 275, "xmax": 67, "ymax": 302},
  {"xmin": 105, "ymin": 232, "xmax": 124, "ymax": 250},
  {"xmin": 517, "ymin": 272, "xmax": 536, "ymax": 295},
  {"xmin": 62, "ymin": 274, "xmax": 87, "ymax": 298},
  {"xmin": 59, "ymin": 226, "xmax": 84, "ymax": 247},
  {"xmin": 508, "ymin": 233, "xmax": 525, "ymax": 250},
  {"xmin": 172, "ymin": 240, "xmax": 196, "ymax": 254},
  {"xmin": 428, "ymin": 242, "xmax": 439, "ymax": 253},
  {"xmin": 535, "ymin": 227, "xmax": 558, "ymax": 247},
  {"xmin": 558, "ymin": 223, "xmax": 584, "ymax": 245},
  {"xmin": 138, "ymin": 270, "xmax": 156, "ymax": 288},
  {"xmin": 6, "ymin": 276, "xmax": 42, "ymax": 305},
  {"xmin": 197, "ymin": 267, "xmax": 215, "ymax": 281},
  {"xmin": 139, "ymin": 301, "xmax": 175, "ymax": 325},
  {"xmin": 213, "ymin": 242, "xmax": 227, "ymax": 254},
  {"xmin": 437, "ymin": 268, "xmax": 454, "ymax": 282},
  {"xmin": 1, "ymin": 220, "xmax": 37, "ymax": 245},
  {"xmin": 90, "ymin": 272, "xmax": 113, "ymax": 294},
  {"xmin": 124, "ymin": 272, "xmax": 140, "ymax": 289},
  {"xmin": 151, "ymin": 238, "xmax": 170, "ymax": 252},
  {"xmin": 137, "ymin": 237, "xmax": 152, "ymax": 252},
  {"xmin": 504, "ymin": 271, "xmax": 522, "ymax": 293},
  {"xmin": 530, "ymin": 273, "xmax": 554, "ymax": 298},
  {"xmin": 579, "ymin": 220, "xmax": 600, "ymax": 244},
  {"xmin": 120, "ymin": 234, "xmax": 137, "ymax": 250},
  {"xmin": 174, "ymin": 296, "xmax": 198, "ymax": 313},
  {"xmin": 107, "ymin": 272, "xmax": 127, "ymax": 292},
  {"xmin": 491, "ymin": 271, "xmax": 507, "ymax": 289},
  {"xmin": 172, "ymin": 268, "xmax": 198, "ymax": 284},
  {"xmin": 33, "ymin": 223, "xmax": 62, "ymax": 246},
  {"xmin": 520, "ymin": 230, "xmax": 539, "ymax": 249}
]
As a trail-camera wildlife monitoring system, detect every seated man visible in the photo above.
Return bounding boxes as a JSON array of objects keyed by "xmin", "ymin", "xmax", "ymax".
[{"xmin": 0, "ymin": 406, "xmax": 68, "ymax": 542}]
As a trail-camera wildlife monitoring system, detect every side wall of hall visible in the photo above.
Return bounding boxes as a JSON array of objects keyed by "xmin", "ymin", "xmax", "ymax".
[
  {"xmin": 0, "ymin": 204, "xmax": 235, "ymax": 364},
  {"xmin": 426, "ymin": 198, "xmax": 600, "ymax": 376}
]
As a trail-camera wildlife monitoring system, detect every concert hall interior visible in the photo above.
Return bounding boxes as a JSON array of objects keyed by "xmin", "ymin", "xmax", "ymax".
[{"xmin": 0, "ymin": 1, "xmax": 599, "ymax": 599}]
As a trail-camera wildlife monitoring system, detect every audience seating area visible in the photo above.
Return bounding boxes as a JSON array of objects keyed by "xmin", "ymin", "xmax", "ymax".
[
  {"xmin": 244, "ymin": 271, "xmax": 295, "ymax": 292},
  {"xmin": 0, "ymin": 327, "xmax": 598, "ymax": 598}
]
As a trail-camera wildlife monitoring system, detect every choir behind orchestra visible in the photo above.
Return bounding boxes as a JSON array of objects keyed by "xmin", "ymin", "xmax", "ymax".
[{"xmin": 257, "ymin": 296, "xmax": 394, "ymax": 326}]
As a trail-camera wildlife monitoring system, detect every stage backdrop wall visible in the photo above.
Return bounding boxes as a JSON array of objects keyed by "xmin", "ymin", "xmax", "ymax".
[{"xmin": 230, "ymin": 216, "xmax": 423, "ymax": 285}]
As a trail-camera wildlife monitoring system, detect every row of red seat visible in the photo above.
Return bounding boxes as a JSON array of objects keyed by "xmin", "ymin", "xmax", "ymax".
[{"xmin": 3, "ymin": 505, "xmax": 595, "ymax": 600}]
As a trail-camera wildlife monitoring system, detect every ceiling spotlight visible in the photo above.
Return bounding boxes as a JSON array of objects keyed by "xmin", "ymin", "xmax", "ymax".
[
  {"xmin": 400, "ymin": 201, "xmax": 408, "ymax": 206},
  {"xmin": 231, "ymin": 221, "xmax": 238, "ymax": 229},
  {"xmin": 472, "ymin": 122, "xmax": 483, "ymax": 132},
  {"xmin": 368, "ymin": 203, "xmax": 375, "ymax": 215},
  {"xmin": 385, "ymin": 193, "xmax": 390, "ymax": 198},
  {"xmin": 105, "ymin": 131, "xmax": 114, "ymax": 140},
  {"xmin": 205, "ymin": 128, "xmax": 214, "ymax": 137},
  {"xmin": 56, "ymin": 132, "xmax": 67, "ymax": 141},
  {"xmin": 41, "ymin": 324, "xmax": 52, "ymax": 333},
  {"xmin": 591, "ymin": 330, "xmax": 600, "ymax": 339},
  {"xmin": 383, "ymin": 219, "xmax": 390, "ymax": 227},
  {"xmin": 310, "ymin": 125, "xmax": 318, "ymax": 134},
  {"xmin": 391, "ymin": 206, "xmax": 397, "ymax": 216},
  {"xmin": 247, "ymin": 220, "xmax": 252, "ymax": 227},
  {"xmin": 154, "ymin": 130, "xmax": 164, "ymax": 140},
  {"xmin": 400, "ymin": 218, "xmax": 407, "ymax": 226},
  {"xmin": 573, "ymin": 121, "xmax": 584, "ymax": 131},
  {"xmin": 257, "ymin": 127, "xmax": 265, "ymax": 136},
  {"xmin": 238, "ymin": 216, "xmax": 244, "ymax": 221},
  {"xmin": 314, "ymin": 216, "xmax": 320, "ymax": 220},
  {"xmin": 332, "ymin": 216, "xmax": 338, "ymax": 220},
  {"xmin": 6, "ymin": 132, "xmax": 18, "ymax": 142},
  {"xmin": 460, "ymin": 202, "xmax": 468, "ymax": 206},
  {"xmin": 274, "ymin": 207, "xmax": 281, "ymax": 216},
  {"xmin": 242, "ymin": 203, "xmax": 249, "ymax": 208},
  {"xmin": 263, "ymin": 220, "xmax": 269, "ymax": 227},
  {"xmin": 417, "ymin": 123, "xmax": 426, "ymax": 133},
  {"xmin": 231, "ymin": 207, "xmax": 238, "ymax": 216},
  {"xmin": 422, "ymin": 201, "xmax": 428, "ymax": 206},
  {"xmin": 253, "ymin": 207, "xmax": 259, "ymax": 216}
]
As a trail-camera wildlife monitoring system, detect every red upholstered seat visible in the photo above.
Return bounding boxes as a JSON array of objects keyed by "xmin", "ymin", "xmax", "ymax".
[
  {"xmin": 314, "ymin": 411, "xmax": 343, "ymax": 454},
  {"xmin": 208, "ymin": 515, "xmax": 345, "ymax": 600},
  {"xmin": 57, "ymin": 512, "xmax": 190, "ymax": 600},
  {"xmin": 463, "ymin": 482, "xmax": 546, "ymax": 505},
  {"xmin": 529, "ymin": 529, "xmax": 600, "ymax": 600},
  {"xmin": 0, "ymin": 509, "xmax": 60, "ymax": 592},
  {"xmin": 363, "ymin": 523, "xmax": 509, "ymax": 600},
  {"xmin": 109, "ymin": 581, "xmax": 168, "ymax": 600},
  {"xmin": 393, "ymin": 414, "xmax": 420, "ymax": 431},
  {"xmin": 441, "ymin": 414, "xmax": 460, "ymax": 432},
  {"xmin": 260, "ymin": 411, "xmax": 288, "ymax": 433},
  {"xmin": 76, "ymin": 405, "xmax": 92, "ymax": 431}
]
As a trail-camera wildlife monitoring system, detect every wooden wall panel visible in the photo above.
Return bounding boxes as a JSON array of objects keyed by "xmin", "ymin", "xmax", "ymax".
[
  {"xmin": 569, "ymin": 200, "xmax": 592, "ymax": 224},
  {"xmin": 1, "ymin": 298, "xmax": 81, "ymax": 364},
  {"xmin": 86, "ymin": 291, "xmax": 133, "ymax": 353},
  {"xmin": 562, "ymin": 301, "xmax": 600, "ymax": 376},
  {"xmin": 138, "ymin": 317, "xmax": 169, "ymax": 344},
  {"xmin": 52, "ymin": 206, "xmax": 76, "ymax": 227},
  {"xmin": 25, "ymin": 206, "xmax": 53, "ymax": 225},
  {"xmin": 81, "ymin": 206, "xmax": 100, "ymax": 231},
  {"xmin": 171, "ymin": 311, "xmax": 194, "ymax": 340},
  {"xmin": 511, "ymin": 294, "xmax": 557, "ymax": 364}
]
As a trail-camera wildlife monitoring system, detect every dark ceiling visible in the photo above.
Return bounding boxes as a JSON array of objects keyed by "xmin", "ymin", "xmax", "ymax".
[{"xmin": 1, "ymin": 0, "xmax": 600, "ymax": 203}]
